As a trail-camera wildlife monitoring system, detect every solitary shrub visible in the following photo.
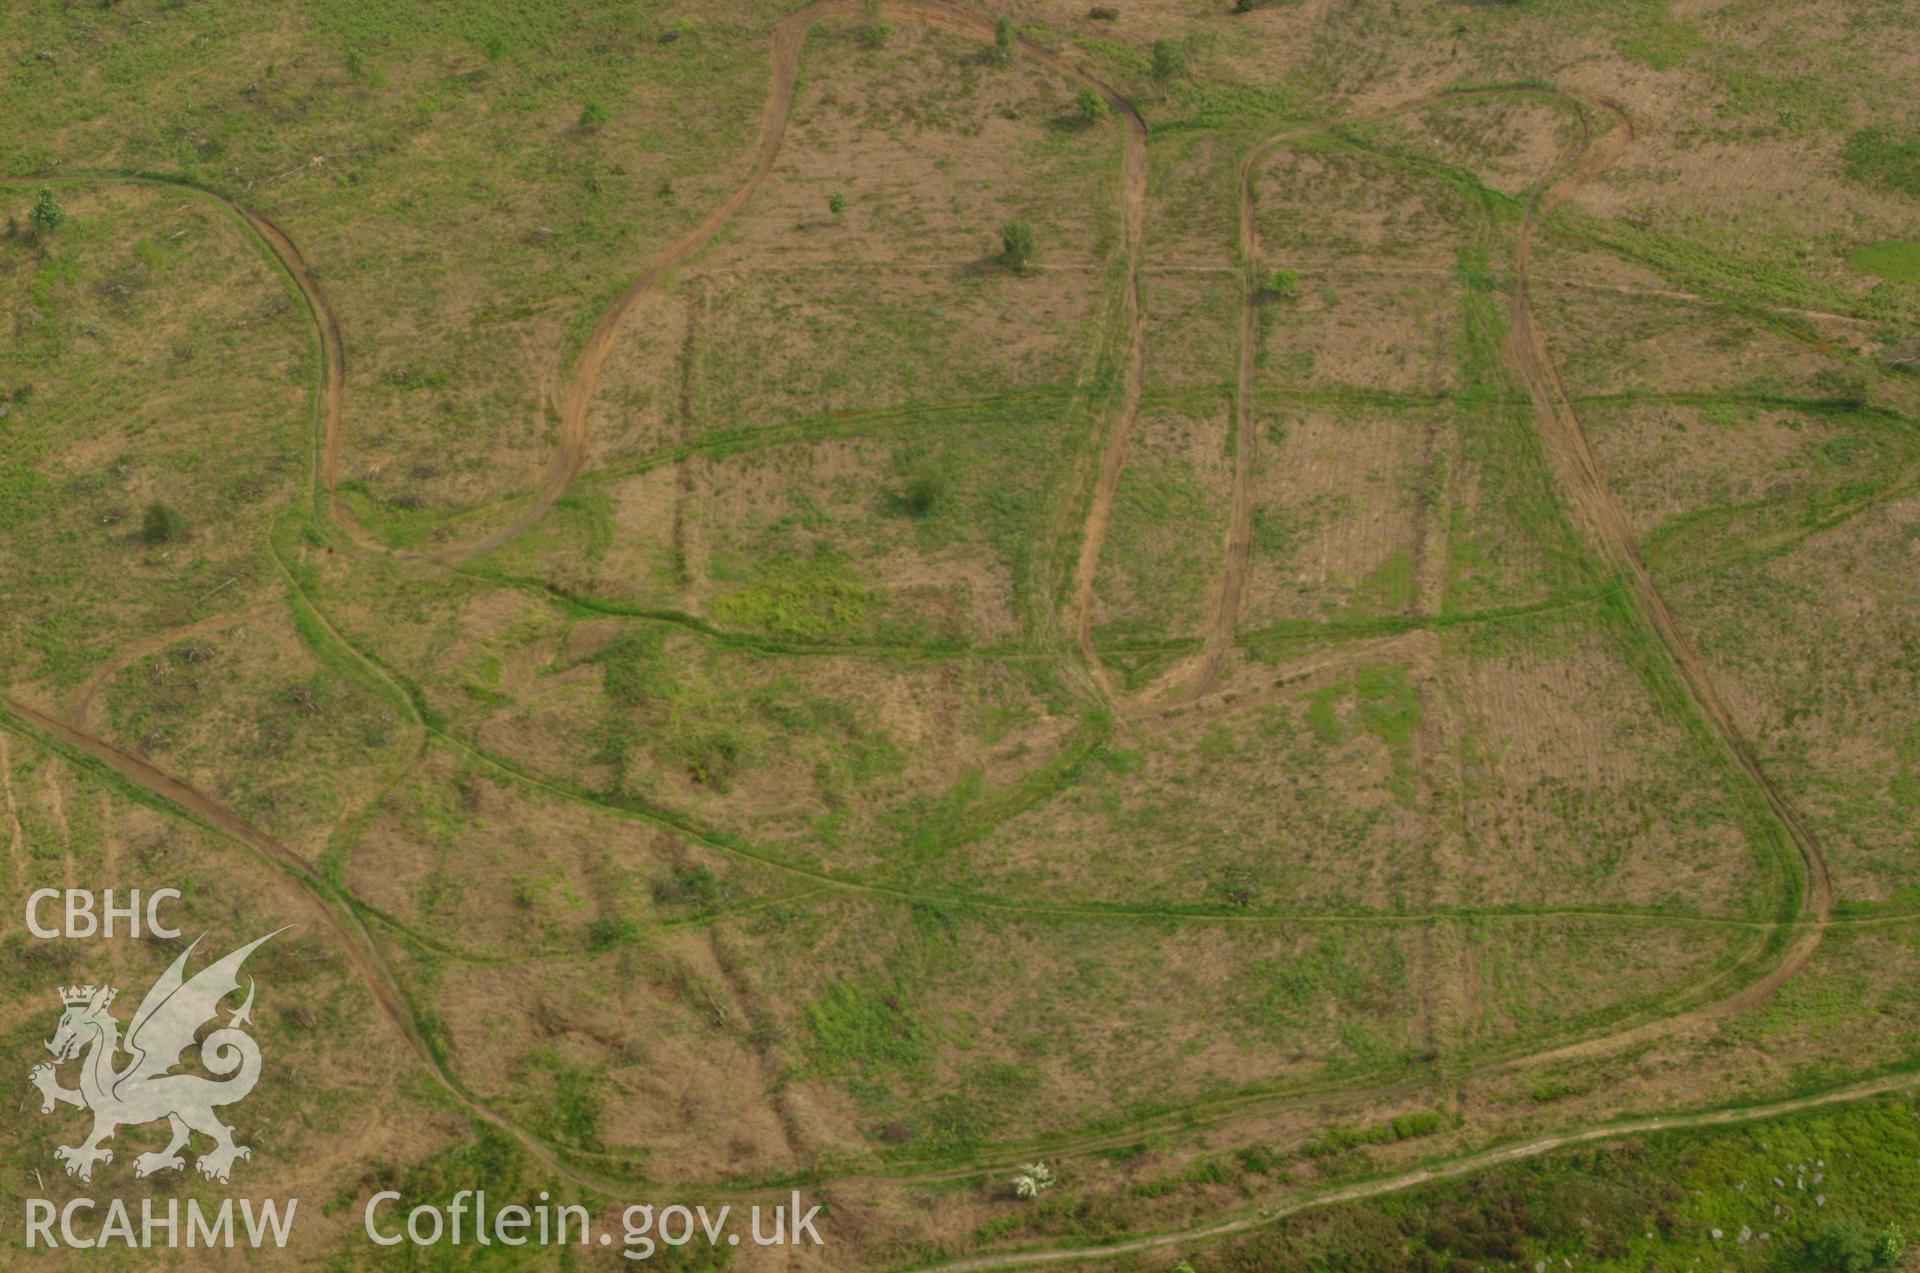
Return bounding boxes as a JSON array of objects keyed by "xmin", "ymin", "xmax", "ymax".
[
  {"xmin": 828, "ymin": 191, "xmax": 847, "ymax": 216},
  {"xmin": 585, "ymin": 918, "xmax": 641, "ymax": 951},
  {"xmin": 29, "ymin": 189, "xmax": 63, "ymax": 236},
  {"xmin": 1000, "ymin": 218, "xmax": 1037, "ymax": 271},
  {"xmin": 141, "ymin": 501, "xmax": 185, "ymax": 545},
  {"xmin": 1806, "ymin": 1220, "xmax": 1876, "ymax": 1272},
  {"xmin": 652, "ymin": 864, "xmax": 723, "ymax": 910},
  {"xmin": 1076, "ymin": 86, "xmax": 1109, "ymax": 122},
  {"xmin": 1812, "ymin": 365, "xmax": 1870, "ymax": 409},
  {"xmin": 1150, "ymin": 38, "xmax": 1189, "ymax": 82},
  {"xmin": 859, "ymin": 0, "xmax": 891, "ymax": 47},
  {"xmin": 890, "ymin": 471, "xmax": 943, "ymax": 518},
  {"xmin": 1264, "ymin": 267, "xmax": 1299, "ymax": 300},
  {"xmin": 578, "ymin": 100, "xmax": 610, "ymax": 130},
  {"xmin": 1088, "ymin": 4, "xmax": 1119, "ymax": 18},
  {"xmin": 991, "ymin": 15, "xmax": 1014, "ymax": 63},
  {"xmin": 681, "ymin": 731, "xmax": 742, "ymax": 791},
  {"xmin": 1843, "ymin": 127, "xmax": 1920, "ymax": 198}
]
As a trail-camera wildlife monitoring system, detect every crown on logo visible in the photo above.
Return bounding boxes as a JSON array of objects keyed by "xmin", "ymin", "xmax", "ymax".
[{"xmin": 60, "ymin": 985, "xmax": 106, "ymax": 1007}]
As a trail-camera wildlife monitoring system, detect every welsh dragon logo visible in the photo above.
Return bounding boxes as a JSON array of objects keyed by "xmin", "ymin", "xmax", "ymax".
[{"xmin": 29, "ymin": 929, "xmax": 284, "ymax": 1184}]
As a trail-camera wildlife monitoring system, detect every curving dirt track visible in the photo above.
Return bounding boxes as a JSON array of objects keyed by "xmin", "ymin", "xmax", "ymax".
[
  {"xmin": 1126, "ymin": 120, "xmax": 1318, "ymax": 708},
  {"xmin": 1044, "ymin": 84, "xmax": 1839, "ymax": 1141},
  {"xmin": 1502, "ymin": 94, "xmax": 1835, "ymax": 1000},
  {"xmin": 233, "ymin": 207, "xmax": 350, "ymax": 513},
  {"xmin": 445, "ymin": 1, "xmax": 837, "ymax": 562},
  {"xmin": 0, "ymin": 696, "xmax": 632, "ymax": 1196},
  {"xmin": 1117, "ymin": 94, "xmax": 1462, "ymax": 710},
  {"xmin": 67, "ymin": 602, "xmax": 274, "ymax": 733},
  {"xmin": 458, "ymin": 0, "xmax": 1153, "ymax": 567},
  {"xmin": 0, "ymin": 0, "xmax": 1160, "ymax": 1204},
  {"xmin": 0, "ymin": 27, "xmax": 1859, "ymax": 1249},
  {"xmin": 921, "ymin": 1067, "xmax": 1920, "ymax": 1271}
]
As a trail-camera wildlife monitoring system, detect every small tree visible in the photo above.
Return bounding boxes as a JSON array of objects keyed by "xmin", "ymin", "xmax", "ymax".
[
  {"xmin": 891, "ymin": 471, "xmax": 942, "ymax": 518},
  {"xmin": 1263, "ymin": 267, "xmax": 1299, "ymax": 301},
  {"xmin": 991, "ymin": 15, "xmax": 1015, "ymax": 63},
  {"xmin": 29, "ymin": 189, "xmax": 64, "ymax": 237},
  {"xmin": 1150, "ymin": 38, "xmax": 1189, "ymax": 83},
  {"xmin": 859, "ymin": 0, "xmax": 891, "ymax": 47},
  {"xmin": 1000, "ymin": 218, "xmax": 1037, "ymax": 272},
  {"xmin": 1076, "ymin": 86, "xmax": 1109, "ymax": 122},
  {"xmin": 579, "ymin": 100, "xmax": 611, "ymax": 130},
  {"xmin": 1806, "ymin": 1220, "xmax": 1876, "ymax": 1272},
  {"xmin": 828, "ymin": 191, "xmax": 847, "ymax": 216},
  {"xmin": 142, "ymin": 501, "xmax": 185, "ymax": 545}
]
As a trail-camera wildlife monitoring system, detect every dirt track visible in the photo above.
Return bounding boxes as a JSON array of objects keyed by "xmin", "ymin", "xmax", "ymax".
[
  {"xmin": 446, "ymin": 1, "xmax": 835, "ymax": 561},
  {"xmin": 0, "ymin": 0, "xmax": 1167, "ymax": 1205},
  {"xmin": 0, "ymin": 696, "xmax": 631, "ymax": 1194},
  {"xmin": 0, "ymin": 17, "xmax": 1863, "ymax": 1242},
  {"xmin": 1124, "ymin": 93, "xmax": 1475, "ymax": 709},
  {"xmin": 451, "ymin": 0, "xmax": 1155, "ymax": 567},
  {"xmin": 1502, "ymin": 94, "xmax": 1835, "ymax": 996},
  {"xmin": 1054, "ymin": 84, "xmax": 1840, "ymax": 1116},
  {"xmin": 921, "ymin": 1067, "xmax": 1920, "ymax": 1271},
  {"xmin": 67, "ymin": 602, "xmax": 273, "ymax": 733}
]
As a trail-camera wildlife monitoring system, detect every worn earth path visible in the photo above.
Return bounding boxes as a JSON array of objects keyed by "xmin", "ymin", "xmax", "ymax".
[
  {"xmin": 1095, "ymin": 84, "xmax": 1833, "ymax": 1037},
  {"xmin": 947, "ymin": 84, "xmax": 1848, "ymax": 1251},
  {"xmin": 918, "ymin": 1068, "xmax": 1920, "ymax": 1271},
  {"xmin": 0, "ymin": 10, "xmax": 1859, "ymax": 1251},
  {"xmin": 1503, "ymin": 95, "xmax": 1836, "ymax": 1021},
  {"xmin": 0, "ymin": 0, "xmax": 1170, "ymax": 1207}
]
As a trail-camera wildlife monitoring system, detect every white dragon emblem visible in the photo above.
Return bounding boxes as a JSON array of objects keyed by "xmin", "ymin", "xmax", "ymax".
[{"xmin": 29, "ymin": 929, "xmax": 284, "ymax": 1184}]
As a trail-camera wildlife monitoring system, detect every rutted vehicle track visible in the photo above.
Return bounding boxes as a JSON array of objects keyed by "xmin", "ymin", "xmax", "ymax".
[
  {"xmin": 0, "ymin": 25, "xmax": 1856, "ymax": 1251},
  {"xmin": 0, "ymin": 0, "xmax": 1159, "ymax": 1206},
  {"xmin": 434, "ymin": 0, "xmax": 1148, "ymax": 567},
  {"xmin": 1004, "ymin": 82, "xmax": 1842, "ymax": 1211},
  {"xmin": 0, "ymin": 696, "xmax": 634, "ymax": 1196},
  {"xmin": 1092, "ymin": 86, "xmax": 1830, "ymax": 1014},
  {"xmin": 1093, "ymin": 90, "xmax": 1521, "ymax": 709},
  {"xmin": 918, "ymin": 1068, "xmax": 1920, "ymax": 1271},
  {"xmin": 1502, "ymin": 94, "xmax": 1835, "ymax": 1006}
]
